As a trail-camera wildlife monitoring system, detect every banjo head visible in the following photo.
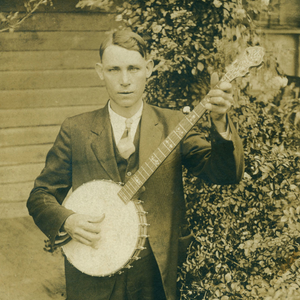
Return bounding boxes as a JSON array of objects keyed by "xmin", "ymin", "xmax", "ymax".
[{"xmin": 62, "ymin": 180, "xmax": 144, "ymax": 277}]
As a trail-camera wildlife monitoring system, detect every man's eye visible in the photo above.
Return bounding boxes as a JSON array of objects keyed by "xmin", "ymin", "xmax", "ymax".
[
  {"xmin": 108, "ymin": 68, "xmax": 119, "ymax": 72},
  {"xmin": 129, "ymin": 67, "xmax": 139, "ymax": 72}
]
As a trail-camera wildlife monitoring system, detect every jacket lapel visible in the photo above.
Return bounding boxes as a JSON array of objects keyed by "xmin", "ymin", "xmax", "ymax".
[
  {"xmin": 90, "ymin": 104, "xmax": 121, "ymax": 183},
  {"xmin": 90, "ymin": 102, "xmax": 163, "ymax": 182},
  {"xmin": 139, "ymin": 103, "xmax": 163, "ymax": 166}
]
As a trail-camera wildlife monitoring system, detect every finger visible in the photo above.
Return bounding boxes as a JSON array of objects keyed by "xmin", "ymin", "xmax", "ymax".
[
  {"xmin": 208, "ymin": 91, "xmax": 233, "ymax": 103},
  {"xmin": 81, "ymin": 221, "xmax": 102, "ymax": 233},
  {"xmin": 205, "ymin": 103, "xmax": 229, "ymax": 115},
  {"xmin": 218, "ymin": 81, "xmax": 232, "ymax": 92},
  {"xmin": 132, "ymin": 186, "xmax": 146, "ymax": 200},
  {"xmin": 77, "ymin": 228, "xmax": 101, "ymax": 242},
  {"xmin": 208, "ymin": 97, "xmax": 231, "ymax": 107},
  {"xmin": 210, "ymin": 72, "xmax": 219, "ymax": 88},
  {"xmin": 74, "ymin": 234, "xmax": 101, "ymax": 249},
  {"xmin": 73, "ymin": 233, "xmax": 94, "ymax": 246},
  {"xmin": 88, "ymin": 214, "xmax": 105, "ymax": 224}
]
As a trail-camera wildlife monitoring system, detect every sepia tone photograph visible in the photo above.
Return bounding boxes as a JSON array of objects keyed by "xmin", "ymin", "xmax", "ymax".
[{"xmin": 0, "ymin": 0, "xmax": 300, "ymax": 299}]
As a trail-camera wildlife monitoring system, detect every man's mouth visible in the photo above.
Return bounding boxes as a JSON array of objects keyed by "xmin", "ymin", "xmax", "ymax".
[{"xmin": 119, "ymin": 91, "xmax": 133, "ymax": 94}]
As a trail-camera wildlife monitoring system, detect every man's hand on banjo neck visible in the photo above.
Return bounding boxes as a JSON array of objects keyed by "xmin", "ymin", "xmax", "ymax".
[
  {"xmin": 63, "ymin": 213, "xmax": 105, "ymax": 249},
  {"xmin": 205, "ymin": 72, "xmax": 233, "ymax": 134}
]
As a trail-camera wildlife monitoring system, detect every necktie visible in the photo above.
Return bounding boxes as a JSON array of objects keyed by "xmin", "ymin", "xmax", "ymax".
[{"xmin": 117, "ymin": 118, "xmax": 136, "ymax": 159}]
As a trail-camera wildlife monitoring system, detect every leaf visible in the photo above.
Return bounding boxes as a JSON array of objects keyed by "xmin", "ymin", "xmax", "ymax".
[
  {"xmin": 295, "ymin": 111, "xmax": 300, "ymax": 126},
  {"xmin": 225, "ymin": 273, "xmax": 232, "ymax": 283},
  {"xmin": 152, "ymin": 23, "xmax": 162, "ymax": 33},
  {"xmin": 197, "ymin": 62, "xmax": 204, "ymax": 72}
]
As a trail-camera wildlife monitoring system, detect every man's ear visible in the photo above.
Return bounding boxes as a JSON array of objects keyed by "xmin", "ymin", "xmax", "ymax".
[
  {"xmin": 146, "ymin": 59, "xmax": 154, "ymax": 78},
  {"xmin": 95, "ymin": 63, "xmax": 104, "ymax": 80}
]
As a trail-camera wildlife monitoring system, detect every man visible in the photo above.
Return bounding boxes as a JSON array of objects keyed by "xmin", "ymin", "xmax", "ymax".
[{"xmin": 27, "ymin": 30, "xmax": 244, "ymax": 300}]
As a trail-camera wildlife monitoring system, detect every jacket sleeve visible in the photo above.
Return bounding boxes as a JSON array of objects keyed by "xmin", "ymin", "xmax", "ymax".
[
  {"xmin": 181, "ymin": 116, "xmax": 244, "ymax": 185},
  {"xmin": 27, "ymin": 118, "xmax": 74, "ymax": 246}
]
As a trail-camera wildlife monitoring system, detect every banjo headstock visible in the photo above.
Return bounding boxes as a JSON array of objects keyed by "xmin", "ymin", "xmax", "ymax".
[{"xmin": 223, "ymin": 46, "xmax": 265, "ymax": 83}]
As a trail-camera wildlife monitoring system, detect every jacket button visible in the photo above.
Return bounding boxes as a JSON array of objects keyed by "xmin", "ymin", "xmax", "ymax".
[{"xmin": 127, "ymin": 172, "xmax": 132, "ymax": 177}]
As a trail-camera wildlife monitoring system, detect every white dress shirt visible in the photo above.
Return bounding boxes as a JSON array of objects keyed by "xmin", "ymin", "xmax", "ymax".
[{"xmin": 108, "ymin": 101, "xmax": 143, "ymax": 145}]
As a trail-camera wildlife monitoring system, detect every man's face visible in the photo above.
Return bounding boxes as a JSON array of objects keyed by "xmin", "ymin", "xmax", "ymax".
[{"xmin": 96, "ymin": 45, "xmax": 153, "ymax": 117}]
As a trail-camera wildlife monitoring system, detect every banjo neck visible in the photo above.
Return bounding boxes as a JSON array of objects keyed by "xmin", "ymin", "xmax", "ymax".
[{"xmin": 118, "ymin": 46, "xmax": 265, "ymax": 204}]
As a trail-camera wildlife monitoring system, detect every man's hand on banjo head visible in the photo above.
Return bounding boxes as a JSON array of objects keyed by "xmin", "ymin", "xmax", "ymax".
[
  {"xmin": 63, "ymin": 213, "xmax": 105, "ymax": 249},
  {"xmin": 205, "ymin": 72, "xmax": 233, "ymax": 133}
]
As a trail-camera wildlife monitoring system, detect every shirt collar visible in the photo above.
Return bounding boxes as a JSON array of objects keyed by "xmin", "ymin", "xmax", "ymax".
[
  {"xmin": 108, "ymin": 100, "xmax": 143, "ymax": 123},
  {"xmin": 108, "ymin": 101, "xmax": 143, "ymax": 144}
]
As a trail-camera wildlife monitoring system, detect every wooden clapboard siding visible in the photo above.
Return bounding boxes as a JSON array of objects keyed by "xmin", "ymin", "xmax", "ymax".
[
  {"xmin": 17, "ymin": 13, "xmax": 116, "ymax": 31},
  {"xmin": 0, "ymin": 163, "xmax": 45, "ymax": 184},
  {"xmin": 0, "ymin": 69, "xmax": 102, "ymax": 90},
  {"xmin": 0, "ymin": 105, "xmax": 101, "ymax": 128},
  {"xmin": 0, "ymin": 31, "xmax": 105, "ymax": 51},
  {"xmin": 0, "ymin": 144, "xmax": 53, "ymax": 166},
  {"xmin": 0, "ymin": 202, "xmax": 29, "ymax": 219},
  {"xmin": 0, "ymin": 182, "xmax": 34, "ymax": 202},
  {"xmin": 0, "ymin": 87, "xmax": 108, "ymax": 109},
  {"xmin": 0, "ymin": 50, "xmax": 99, "ymax": 71},
  {"xmin": 0, "ymin": 126, "xmax": 60, "ymax": 147},
  {"xmin": 0, "ymin": 9, "xmax": 116, "ymax": 218}
]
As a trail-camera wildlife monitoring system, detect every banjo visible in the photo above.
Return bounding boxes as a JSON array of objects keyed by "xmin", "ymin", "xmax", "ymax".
[{"xmin": 62, "ymin": 47, "xmax": 265, "ymax": 277}]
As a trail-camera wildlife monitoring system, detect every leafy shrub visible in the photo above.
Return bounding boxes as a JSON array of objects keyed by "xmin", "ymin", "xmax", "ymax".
[{"xmin": 114, "ymin": 1, "xmax": 300, "ymax": 299}]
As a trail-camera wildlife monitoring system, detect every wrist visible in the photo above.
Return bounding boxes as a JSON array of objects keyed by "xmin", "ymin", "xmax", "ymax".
[
  {"xmin": 211, "ymin": 114, "xmax": 227, "ymax": 133},
  {"xmin": 63, "ymin": 213, "xmax": 76, "ymax": 234}
]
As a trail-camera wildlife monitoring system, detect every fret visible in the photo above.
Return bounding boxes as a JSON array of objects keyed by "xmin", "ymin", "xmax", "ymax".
[
  {"xmin": 120, "ymin": 189, "xmax": 131, "ymax": 202},
  {"xmin": 124, "ymin": 183, "xmax": 134, "ymax": 196},
  {"xmin": 180, "ymin": 118, "xmax": 193, "ymax": 132},
  {"xmin": 179, "ymin": 123, "xmax": 187, "ymax": 132},
  {"xmin": 141, "ymin": 166, "xmax": 150, "ymax": 177},
  {"xmin": 119, "ymin": 193, "xmax": 129, "ymax": 204},
  {"xmin": 154, "ymin": 149, "xmax": 166, "ymax": 162},
  {"xmin": 163, "ymin": 137, "xmax": 175, "ymax": 151},
  {"xmin": 127, "ymin": 180, "xmax": 138, "ymax": 192},
  {"xmin": 174, "ymin": 124, "xmax": 187, "ymax": 138},
  {"xmin": 193, "ymin": 110, "xmax": 200, "ymax": 118},
  {"xmin": 169, "ymin": 132, "xmax": 180, "ymax": 144},
  {"xmin": 195, "ymin": 102, "xmax": 206, "ymax": 111},
  {"xmin": 158, "ymin": 147, "xmax": 167, "ymax": 158},
  {"xmin": 161, "ymin": 143, "xmax": 171, "ymax": 154},
  {"xmin": 137, "ymin": 169, "xmax": 146, "ymax": 181},
  {"xmin": 173, "ymin": 130, "xmax": 181, "ymax": 139},
  {"xmin": 145, "ymin": 162, "xmax": 155, "ymax": 173},
  {"xmin": 185, "ymin": 117, "xmax": 193, "ymax": 126},
  {"xmin": 132, "ymin": 174, "xmax": 143, "ymax": 186},
  {"xmin": 149, "ymin": 153, "xmax": 161, "ymax": 167},
  {"xmin": 122, "ymin": 187, "xmax": 131, "ymax": 198},
  {"xmin": 221, "ymin": 74, "xmax": 230, "ymax": 83},
  {"xmin": 186, "ymin": 111, "xmax": 198, "ymax": 124}
]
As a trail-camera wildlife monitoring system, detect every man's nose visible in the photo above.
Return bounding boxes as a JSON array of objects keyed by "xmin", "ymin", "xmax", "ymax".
[{"xmin": 120, "ymin": 70, "xmax": 130, "ymax": 86}]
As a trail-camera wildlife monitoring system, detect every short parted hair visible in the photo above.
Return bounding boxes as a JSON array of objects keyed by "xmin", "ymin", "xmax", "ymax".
[{"xmin": 99, "ymin": 30, "xmax": 148, "ymax": 61}]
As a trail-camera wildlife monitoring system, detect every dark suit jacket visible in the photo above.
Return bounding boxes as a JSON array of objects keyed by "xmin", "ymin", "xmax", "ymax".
[{"xmin": 27, "ymin": 102, "xmax": 244, "ymax": 300}]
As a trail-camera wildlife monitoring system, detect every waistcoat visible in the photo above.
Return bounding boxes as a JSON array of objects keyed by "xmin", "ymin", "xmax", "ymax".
[{"xmin": 113, "ymin": 122, "xmax": 151, "ymax": 258}]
